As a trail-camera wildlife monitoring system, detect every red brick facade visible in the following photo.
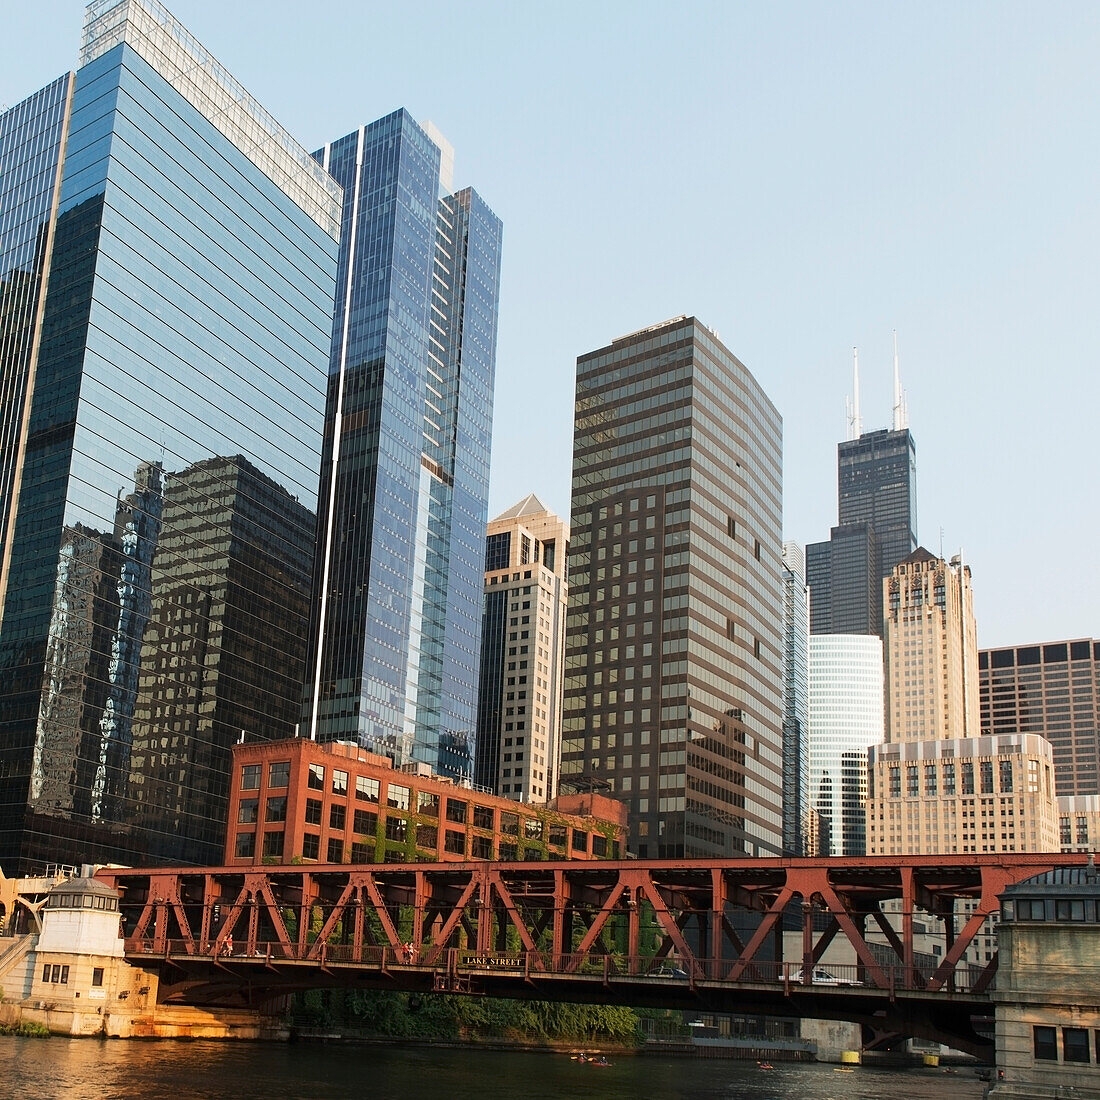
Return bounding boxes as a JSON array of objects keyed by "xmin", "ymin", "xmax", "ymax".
[{"xmin": 225, "ymin": 738, "xmax": 627, "ymax": 866}]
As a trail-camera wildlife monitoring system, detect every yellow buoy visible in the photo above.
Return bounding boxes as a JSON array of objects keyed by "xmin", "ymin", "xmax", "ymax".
[{"xmin": 841, "ymin": 1050, "xmax": 861, "ymax": 1065}]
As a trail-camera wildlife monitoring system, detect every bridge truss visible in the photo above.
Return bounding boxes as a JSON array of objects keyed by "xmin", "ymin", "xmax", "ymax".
[{"xmin": 98, "ymin": 852, "xmax": 1085, "ymax": 1055}]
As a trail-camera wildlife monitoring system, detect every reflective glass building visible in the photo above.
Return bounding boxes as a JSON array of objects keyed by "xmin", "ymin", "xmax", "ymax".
[
  {"xmin": 561, "ymin": 317, "xmax": 784, "ymax": 858},
  {"xmin": 807, "ymin": 424, "xmax": 916, "ymax": 638},
  {"xmin": 781, "ymin": 542, "xmax": 809, "ymax": 855},
  {"xmin": 304, "ymin": 113, "xmax": 502, "ymax": 781},
  {"xmin": 807, "ymin": 633, "xmax": 883, "ymax": 856},
  {"xmin": 0, "ymin": 0, "xmax": 341, "ymax": 871}
]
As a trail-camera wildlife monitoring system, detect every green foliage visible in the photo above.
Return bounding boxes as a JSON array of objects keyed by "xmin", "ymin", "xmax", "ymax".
[
  {"xmin": 291, "ymin": 989, "xmax": 641, "ymax": 1045},
  {"xmin": 0, "ymin": 1020, "xmax": 50, "ymax": 1037}
]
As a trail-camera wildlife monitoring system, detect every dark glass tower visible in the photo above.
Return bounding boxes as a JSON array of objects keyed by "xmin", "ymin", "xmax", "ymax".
[
  {"xmin": 808, "ymin": 425, "xmax": 916, "ymax": 637},
  {"xmin": 837, "ymin": 427, "xmax": 917, "ymax": 578},
  {"xmin": 561, "ymin": 317, "xmax": 784, "ymax": 858},
  {"xmin": 0, "ymin": 0, "xmax": 340, "ymax": 871},
  {"xmin": 305, "ymin": 113, "xmax": 502, "ymax": 781}
]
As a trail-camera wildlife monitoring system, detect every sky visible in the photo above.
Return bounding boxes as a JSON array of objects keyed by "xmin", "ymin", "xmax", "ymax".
[{"xmin": 3, "ymin": 1, "xmax": 1099, "ymax": 649}]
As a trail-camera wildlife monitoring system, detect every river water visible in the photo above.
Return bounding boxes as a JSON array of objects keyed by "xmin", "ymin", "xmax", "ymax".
[{"xmin": 1, "ymin": 1037, "xmax": 990, "ymax": 1099}]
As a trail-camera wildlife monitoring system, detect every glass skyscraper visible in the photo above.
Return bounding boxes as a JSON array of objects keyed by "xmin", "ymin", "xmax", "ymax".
[
  {"xmin": 807, "ymin": 633, "xmax": 883, "ymax": 856},
  {"xmin": 561, "ymin": 317, "xmax": 784, "ymax": 858},
  {"xmin": 0, "ymin": 0, "xmax": 340, "ymax": 871},
  {"xmin": 781, "ymin": 542, "xmax": 809, "ymax": 855},
  {"xmin": 807, "ymin": 425, "xmax": 916, "ymax": 637},
  {"xmin": 304, "ymin": 113, "xmax": 502, "ymax": 782}
]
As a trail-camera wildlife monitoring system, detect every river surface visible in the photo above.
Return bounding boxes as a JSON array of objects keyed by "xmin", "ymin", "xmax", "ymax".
[{"xmin": 0, "ymin": 1037, "xmax": 988, "ymax": 1099}]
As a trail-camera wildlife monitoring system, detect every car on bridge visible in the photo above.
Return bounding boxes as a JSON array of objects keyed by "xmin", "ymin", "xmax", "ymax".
[{"xmin": 791, "ymin": 967, "xmax": 859, "ymax": 986}]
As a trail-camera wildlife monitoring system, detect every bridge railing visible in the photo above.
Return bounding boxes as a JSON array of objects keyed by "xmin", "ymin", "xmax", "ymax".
[{"xmin": 127, "ymin": 938, "xmax": 986, "ymax": 995}]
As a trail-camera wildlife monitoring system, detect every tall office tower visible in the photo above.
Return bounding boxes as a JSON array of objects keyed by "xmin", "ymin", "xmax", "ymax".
[
  {"xmin": 805, "ymin": 522, "xmax": 880, "ymax": 635},
  {"xmin": 883, "ymin": 548, "xmax": 979, "ymax": 744},
  {"xmin": 305, "ymin": 112, "xmax": 502, "ymax": 782},
  {"xmin": 474, "ymin": 495, "xmax": 569, "ymax": 803},
  {"xmin": 837, "ymin": 426, "xmax": 917, "ymax": 577},
  {"xmin": 781, "ymin": 542, "xmax": 809, "ymax": 854},
  {"xmin": 560, "ymin": 316, "xmax": 784, "ymax": 859},
  {"xmin": 807, "ymin": 633, "xmax": 883, "ymax": 856},
  {"xmin": 0, "ymin": 0, "xmax": 341, "ymax": 871},
  {"xmin": 806, "ymin": 359, "xmax": 917, "ymax": 637},
  {"xmin": 979, "ymin": 639, "xmax": 1100, "ymax": 797}
]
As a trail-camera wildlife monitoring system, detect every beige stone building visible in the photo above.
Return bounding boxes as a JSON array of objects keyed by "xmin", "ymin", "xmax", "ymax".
[
  {"xmin": 883, "ymin": 547, "xmax": 979, "ymax": 744},
  {"xmin": 990, "ymin": 868, "xmax": 1100, "ymax": 1099},
  {"xmin": 1059, "ymin": 794, "xmax": 1100, "ymax": 852},
  {"xmin": 475, "ymin": 495, "xmax": 569, "ymax": 803},
  {"xmin": 868, "ymin": 734, "xmax": 1060, "ymax": 856}
]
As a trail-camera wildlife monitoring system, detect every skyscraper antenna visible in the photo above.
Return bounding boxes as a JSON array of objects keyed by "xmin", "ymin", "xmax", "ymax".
[
  {"xmin": 847, "ymin": 347, "xmax": 862, "ymax": 440},
  {"xmin": 892, "ymin": 330, "xmax": 908, "ymax": 430}
]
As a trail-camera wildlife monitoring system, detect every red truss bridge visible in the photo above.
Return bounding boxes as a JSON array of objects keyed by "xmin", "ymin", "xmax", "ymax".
[{"xmin": 98, "ymin": 852, "xmax": 1088, "ymax": 1056}]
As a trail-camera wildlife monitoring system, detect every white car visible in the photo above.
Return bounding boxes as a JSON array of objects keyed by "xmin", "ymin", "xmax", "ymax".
[{"xmin": 791, "ymin": 967, "xmax": 858, "ymax": 986}]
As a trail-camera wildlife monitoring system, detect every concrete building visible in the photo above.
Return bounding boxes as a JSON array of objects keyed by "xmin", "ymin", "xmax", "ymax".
[
  {"xmin": 991, "ymin": 867, "xmax": 1100, "ymax": 1099},
  {"xmin": 1059, "ymin": 795, "xmax": 1100, "ymax": 852},
  {"xmin": 560, "ymin": 316, "xmax": 784, "ymax": 858},
  {"xmin": 475, "ymin": 495, "xmax": 569, "ymax": 802},
  {"xmin": 867, "ymin": 734, "xmax": 1059, "ymax": 856},
  {"xmin": 883, "ymin": 548, "xmax": 979, "ymax": 745},
  {"xmin": 0, "ymin": 0, "xmax": 340, "ymax": 871},
  {"xmin": 225, "ymin": 738, "xmax": 626, "ymax": 867},
  {"xmin": 808, "ymin": 634, "xmax": 884, "ymax": 856},
  {"xmin": 303, "ymin": 111, "xmax": 503, "ymax": 784},
  {"xmin": 980, "ymin": 638, "xmax": 1100, "ymax": 797},
  {"xmin": 781, "ymin": 542, "xmax": 809, "ymax": 855}
]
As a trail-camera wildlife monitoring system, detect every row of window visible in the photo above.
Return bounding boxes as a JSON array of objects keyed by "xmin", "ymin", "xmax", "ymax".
[
  {"xmin": 1007, "ymin": 897, "xmax": 1100, "ymax": 923},
  {"xmin": 1034, "ymin": 1025, "xmax": 1099, "ymax": 1064},
  {"xmin": 235, "ymin": 826, "xmax": 610, "ymax": 862}
]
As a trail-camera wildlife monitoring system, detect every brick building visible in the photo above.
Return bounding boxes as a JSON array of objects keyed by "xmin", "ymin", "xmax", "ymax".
[{"xmin": 225, "ymin": 738, "xmax": 627, "ymax": 867}]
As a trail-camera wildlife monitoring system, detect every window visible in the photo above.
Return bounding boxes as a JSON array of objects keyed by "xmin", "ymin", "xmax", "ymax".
[
  {"xmin": 548, "ymin": 824, "xmax": 567, "ymax": 847},
  {"xmin": 889, "ymin": 766, "xmax": 901, "ymax": 798},
  {"xmin": 385, "ymin": 816, "xmax": 407, "ymax": 843},
  {"xmin": 906, "ymin": 766, "xmax": 919, "ymax": 797},
  {"xmin": 238, "ymin": 799, "xmax": 258, "ymax": 824},
  {"xmin": 473, "ymin": 805, "xmax": 494, "ymax": 830},
  {"xmin": 308, "ymin": 763, "xmax": 325, "ymax": 790},
  {"xmin": 500, "ymin": 812, "xmax": 520, "ymax": 836},
  {"xmin": 330, "ymin": 803, "xmax": 346, "ymax": 831},
  {"xmin": 1017, "ymin": 898, "xmax": 1045, "ymax": 920},
  {"xmin": 263, "ymin": 831, "xmax": 284, "ymax": 858},
  {"xmin": 1056, "ymin": 898, "xmax": 1087, "ymax": 921},
  {"xmin": 234, "ymin": 832, "xmax": 256, "ymax": 858},
  {"xmin": 354, "ymin": 809, "xmax": 377, "ymax": 836},
  {"xmin": 305, "ymin": 798, "xmax": 322, "ymax": 826},
  {"xmin": 416, "ymin": 824, "xmax": 437, "ymax": 850},
  {"xmin": 301, "ymin": 833, "xmax": 320, "ymax": 860},
  {"xmin": 592, "ymin": 834, "xmax": 608, "ymax": 857},
  {"xmin": 417, "ymin": 791, "xmax": 439, "ymax": 818},
  {"xmin": 500, "ymin": 842, "xmax": 518, "ymax": 860},
  {"xmin": 447, "ymin": 799, "xmax": 468, "ymax": 824},
  {"xmin": 524, "ymin": 819, "xmax": 544, "ymax": 841},
  {"xmin": 268, "ymin": 761, "xmax": 290, "ymax": 788},
  {"xmin": 1064, "ymin": 1027, "xmax": 1090, "ymax": 1063},
  {"xmin": 387, "ymin": 784, "xmax": 410, "ymax": 811},
  {"xmin": 327, "ymin": 839, "xmax": 344, "ymax": 863},
  {"xmin": 999, "ymin": 760, "xmax": 1014, "ymax": 793},
  {"xmin": 471, "ymin": 835, "xmax": 493, "ymax": 859},
  {"xmin": 962, "ymin": 762, "xmax": 975, "ymax": 795},
  {"xmin": 45, "ymin": 964, "xmax": 69, "ymax": 984},
  {"xmin": 332, "ymin": 769, "xmax": 348, "ymax": 796},
  {"xmin": 356, "ymin": 775, "xmax": 379, "ymax": 802},
  {"xmin": 1033, "ymin": 1025, "xmax": 1058, "ymax": 1060},
  {"xmin": 350, "ymin": 842, "xmax": 372, "ymax": 863},
  {"xmin": 444, "ymin": 830, "xmax": 466, "ymax": 855},
  {"xmin": 943, "ymin": 763, "xmax": 956, "ymax": 795},
  {"xmin": 572, "ymin": 829, "xmax": 588, "ymax": 853},
  {"xmin": 980, "ymin": 760, "xmax": 994, "ymax": 795},
  {"xmin": 92, "ymin": 967, "xmax": 104, "ymax": 988},
  {"xmin": 265, "ymin": 796, "xmax": 287, "ymax": 823},
  {"xmin": 241, "ymin": 764, "xmax": 261, "ymax": 791}
]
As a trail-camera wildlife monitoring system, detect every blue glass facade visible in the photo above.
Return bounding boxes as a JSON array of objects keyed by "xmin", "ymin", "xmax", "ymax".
[
  {"xmin": 0, "ymin": 1, "xmax": 340, "ymax": 871},
  {"xmin": 306, "ymin": 113, "xmax": 502, "ymax": 781}
]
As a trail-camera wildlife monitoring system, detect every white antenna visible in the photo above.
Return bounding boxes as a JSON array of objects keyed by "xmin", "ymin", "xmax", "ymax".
[
  {"xmin": 892, "ymin": 330, "xmax": 908, "ymax": 430},
  {"xmin": 846, "ymin": 347, "xmax": 863, "ymax": 440}
]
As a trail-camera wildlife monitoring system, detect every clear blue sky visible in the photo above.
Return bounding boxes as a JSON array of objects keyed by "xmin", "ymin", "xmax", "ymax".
[{"xmin": 5, "ymin": 1, "xmax": 1099, "ymax": 648}]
